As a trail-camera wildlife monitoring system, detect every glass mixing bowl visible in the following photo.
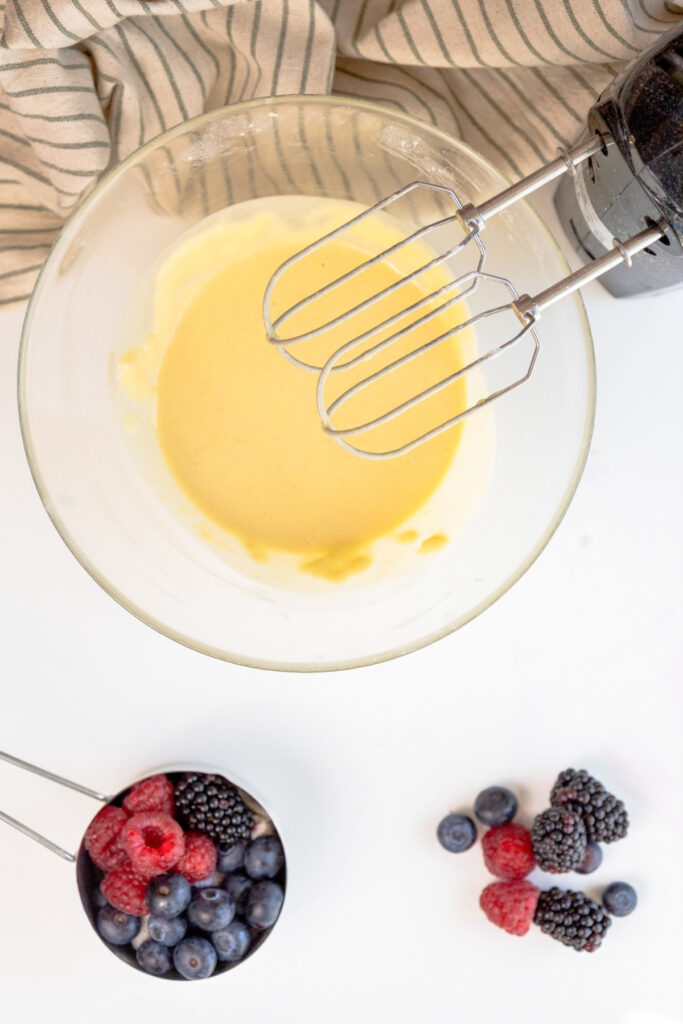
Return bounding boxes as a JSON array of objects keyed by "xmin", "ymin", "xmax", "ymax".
[{"xmin": 18, "ymin": 97, "xmax": 595, "ymax": 671}]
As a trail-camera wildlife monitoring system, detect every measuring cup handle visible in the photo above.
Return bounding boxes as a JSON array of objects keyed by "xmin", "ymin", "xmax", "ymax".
[{"xmin": 0, "ymin": 750, "xmax": 108, "ymax": 862}]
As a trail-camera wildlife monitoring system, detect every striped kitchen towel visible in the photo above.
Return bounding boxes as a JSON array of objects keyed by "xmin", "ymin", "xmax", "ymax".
[{"xmin": 0, "ymin": 0, "xmax": 681, "ymax": 308}]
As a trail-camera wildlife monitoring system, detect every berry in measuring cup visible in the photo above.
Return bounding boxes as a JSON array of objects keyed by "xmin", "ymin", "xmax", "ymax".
[{"xmin": 79, "ymin": 770, "xmax": 286, "ymax": 980}]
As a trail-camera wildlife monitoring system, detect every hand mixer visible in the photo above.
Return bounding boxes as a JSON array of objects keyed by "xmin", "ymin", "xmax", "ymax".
[{"xmin": 263, "ymin": 24, "xmax": 682, "ymax": 460}]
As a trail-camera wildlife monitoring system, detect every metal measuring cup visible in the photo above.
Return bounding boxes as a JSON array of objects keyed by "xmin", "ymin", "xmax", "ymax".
[{"xmin": 0, "ymin": 750, "xmax": 287, "ymax": 979}]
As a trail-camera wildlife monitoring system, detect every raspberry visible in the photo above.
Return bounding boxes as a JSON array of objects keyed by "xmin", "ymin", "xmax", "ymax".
[
  {"xmin": 480, "ymin": 880, "xmax": 540, "ymax": 936},
  {"xmin": 121, "ymin": 812, "xmax": 185, "ymax": 878},
  {"xmin": 176, "ymin": 832, "xmax": 217, "ymax": 883},
  {"xmin": 123, "ymin": 774, "xmax": 175, "ymax": 817},
  {"xmin": 481, "ymin": 824, "xmax": 535, "ymax": 880},
  {"xmin": 83, "ymin": 805, "xmax": 130, "ymax": 871},
  {"xmin": 101, "ymin": 864, "xmax": 150, "ymax": 916}
]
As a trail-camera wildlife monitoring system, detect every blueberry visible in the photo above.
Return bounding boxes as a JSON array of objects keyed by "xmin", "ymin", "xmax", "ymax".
[
  {"xmin": 245, "ymin": 880, "xmax": 284, "ymax": 931},
  {"xmin": 244, "ymin": 835, "xmax": 285, "ymax": 880},
  {"xmin": 474, "ymin": 786, "xmax": 518, "ymax": 827},
  {"xmin": 218, "ymin": 840, "xmax": 247, "ymax": 873},
  {"xmin": 147, "ymin": 873, "xmax": 191, "ymax": 919},
  {"xmin": 92, "ymin": 888, "xmax": 109, "ymax": 910},
  {"xmin": 187, "ymin": 888, "xmax": 235, "ymax": 932},
  {"xmin": 96, "ymin": 905, "xmax": 141, "ymax": 945},
  {"xmin": 602, "ymin": 881, "xmax": 637, "ymax": 916},
  {"xmin": 136, "ymin": 939, "xmax": 172, "ymax": 977},
  {"xmin": 223, "ymin": 873, "xmax": 252, "ymax": 911},
  {"xmin": 212, "ymin": 919, "xmax": 252, "ymax": 963},
  {"xmin": 148, "ymin": 914, "xmax": 187, "ymax": 947},
  {"xmin": 436, "ymin": 813, "xmax": 477, "ymax": 853},
  {"xmin": 576, "ymin": 841, "xmax": 603, "ymax": 874},
  {"xmin": 193, "ymin": 870, "xmax": 224, "ymax": 890},
  {"xmin": 173, "ymin": 936, "xmax": 217, "ymax": 980}
]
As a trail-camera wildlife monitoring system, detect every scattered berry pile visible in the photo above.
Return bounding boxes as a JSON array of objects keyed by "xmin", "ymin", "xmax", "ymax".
[
  {"xmin": 82, "ymin": 770, "xmax": 285, "ymax": 980},
  {"xmin": 437, "ymin": 770, "xmax": 635, "ymax": 952}
]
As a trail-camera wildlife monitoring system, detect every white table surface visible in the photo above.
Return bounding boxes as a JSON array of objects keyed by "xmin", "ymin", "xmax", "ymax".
[{"xmin": 0, "ymin": 187, "xmax": 681, "ymax": 1024}]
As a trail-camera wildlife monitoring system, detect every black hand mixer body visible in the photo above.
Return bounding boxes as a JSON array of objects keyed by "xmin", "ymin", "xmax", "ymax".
[{"xmin": 555, "ymin": 21, "xmax": 683, "ymax": 298}]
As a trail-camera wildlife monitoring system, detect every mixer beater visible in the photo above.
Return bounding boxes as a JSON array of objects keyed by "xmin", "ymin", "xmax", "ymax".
[
  {"xmin": 263, "ymin": 132, "xmax": 663, "ymax": 460},
  {"xmin": 263, "ymin": 23, "xmax": 683, "ymax": 458}
]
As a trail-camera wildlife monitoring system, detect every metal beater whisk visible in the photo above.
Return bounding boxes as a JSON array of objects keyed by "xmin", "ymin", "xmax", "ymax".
[{"xmin": 263, "ymin": 134, "xmax": 664, "ymax": 460}]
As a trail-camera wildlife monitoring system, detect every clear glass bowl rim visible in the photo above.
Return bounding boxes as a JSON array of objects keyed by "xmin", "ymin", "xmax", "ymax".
[{"xmin": 17, "ymin": 94, "xmax": 596, "ymax": 673}]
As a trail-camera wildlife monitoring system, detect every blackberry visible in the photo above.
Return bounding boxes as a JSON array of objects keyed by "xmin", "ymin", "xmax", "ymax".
[
  {"xmin": 534, "ymin": 887, "xmax": 612, "ymax": 951},
  {"xmin": 531, "ymin": 807, "xmax": 586, "ymax": 872},
  {"xmin": 175, "ymin": 773, "xmax": 254, "ymax": 847},
  {"xmin": 550, "ymin": 768, "xmax": 628, "ymax": 844}
]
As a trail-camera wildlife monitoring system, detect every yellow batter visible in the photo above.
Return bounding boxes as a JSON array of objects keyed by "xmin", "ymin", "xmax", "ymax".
[{"xmin": 119, "ymin": 198, "xmax": 470, "ymax": 581}]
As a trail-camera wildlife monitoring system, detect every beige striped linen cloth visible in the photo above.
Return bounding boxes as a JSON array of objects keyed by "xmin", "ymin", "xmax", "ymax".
[{"xmin": 1, "ymin": 1, "xmax": 681, "ymax": 308}]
